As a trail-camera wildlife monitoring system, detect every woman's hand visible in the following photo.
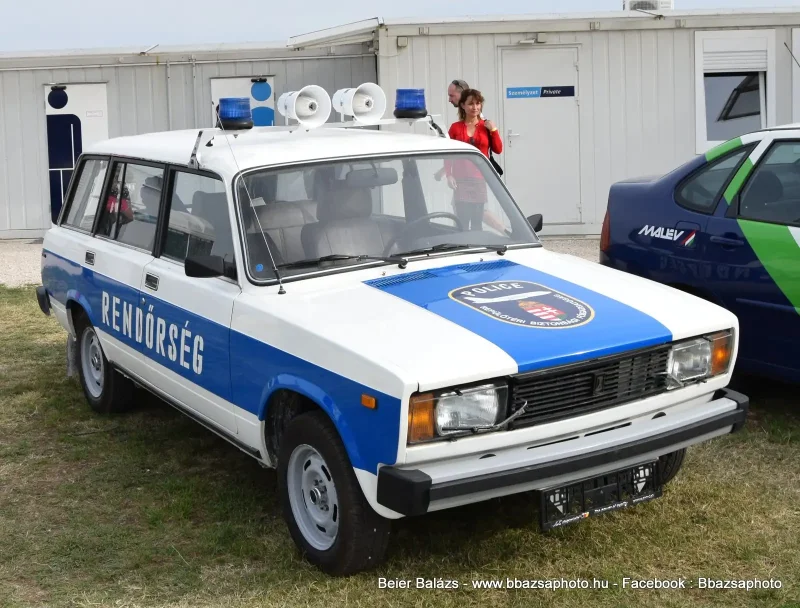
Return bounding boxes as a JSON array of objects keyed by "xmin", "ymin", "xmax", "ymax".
[
  {"xmin": 447, "ymin": 175, "xmax": 458, "ymax": 190},
  {"xmin": 484, "ymin": 119, "xmax": 496, "ymax": 131}
]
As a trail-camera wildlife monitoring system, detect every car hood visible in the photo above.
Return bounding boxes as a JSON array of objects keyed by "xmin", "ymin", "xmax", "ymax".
[{"xmin": 241, "ymin": 247, "xmax": 737, "ymax": 391}]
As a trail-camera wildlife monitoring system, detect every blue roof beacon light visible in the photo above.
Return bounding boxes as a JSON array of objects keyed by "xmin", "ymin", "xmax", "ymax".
[
  {"xmin": 217, "ymin": 97, "xmax": 254, "ymax": 130},
  {"xmin": 394, "ymin": 88, "xmax": 428, "ymax": 119}
]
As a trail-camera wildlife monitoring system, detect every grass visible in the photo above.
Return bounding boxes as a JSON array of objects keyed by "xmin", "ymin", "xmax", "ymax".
[{"xmin": 1, "ymin": 284, "xmax": 799, "ymax": 608}]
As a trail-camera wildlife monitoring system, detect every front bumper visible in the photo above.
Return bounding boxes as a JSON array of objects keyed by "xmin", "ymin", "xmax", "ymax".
[
  {"xmin": 377, "ymin": 387, "xmax": 749, "ymax": 516},
  {"xmin": 36, "ymin": 286, "xmax": 51, "ymax": 316}
]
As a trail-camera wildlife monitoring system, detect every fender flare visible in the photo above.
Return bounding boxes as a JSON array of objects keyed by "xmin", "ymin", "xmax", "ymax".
[
  {"xmin": 66, "ymin": 290, "xmax": 94, "ymax": 337},
  {"xmin": 258, "ymin": 373, "xmax": 367, "ymax": 471}
]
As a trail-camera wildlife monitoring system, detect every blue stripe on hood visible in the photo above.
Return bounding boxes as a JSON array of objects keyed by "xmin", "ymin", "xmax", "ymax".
[{"xmin": 364, "ymin": 259, "xmax": 672, "ymax": 373}]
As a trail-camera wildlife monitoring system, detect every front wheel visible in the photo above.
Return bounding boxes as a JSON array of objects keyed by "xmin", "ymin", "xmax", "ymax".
[
  {"xmin": 657, "ymin": 448, "xmax": 686, "ymax": 486},
  {"xmin": 277, "ymin": 411, "xmax": 391, "ymax": 576}
]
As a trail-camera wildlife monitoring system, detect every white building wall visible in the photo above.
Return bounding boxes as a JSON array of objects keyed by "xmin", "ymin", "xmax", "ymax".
[
  {"xmin": 0, "ymin": 49, "xmax": 376, "ymax": 238},
  {"xmin": 377, "ymin": 24, "xmax": 795, "ymax": 235}
]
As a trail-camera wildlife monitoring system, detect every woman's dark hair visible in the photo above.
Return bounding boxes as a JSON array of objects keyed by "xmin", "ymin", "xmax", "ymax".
[{"xmin": 457, "ymin": 88, "xmax": 484, "ymax": 121}]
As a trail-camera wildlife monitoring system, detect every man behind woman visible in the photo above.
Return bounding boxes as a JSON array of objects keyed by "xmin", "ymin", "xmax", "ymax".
[{"xmin": 444, "ymin": 88, "xmax": 504, "ymax": 231}]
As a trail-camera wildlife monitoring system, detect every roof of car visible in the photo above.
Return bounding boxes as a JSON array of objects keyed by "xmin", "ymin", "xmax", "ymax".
[{"xmin": 84, "ymin": 126, "xmax": 475, "ymax": 175}]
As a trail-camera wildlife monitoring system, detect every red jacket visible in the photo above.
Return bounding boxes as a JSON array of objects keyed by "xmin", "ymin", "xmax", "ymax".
[{"xmin": 445, "ymin": 120, "xmax": 503, "ymax": 179}]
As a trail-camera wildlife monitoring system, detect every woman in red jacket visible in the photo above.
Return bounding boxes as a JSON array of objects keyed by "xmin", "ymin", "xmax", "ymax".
[{"xmin": 444, "ymin": 88, "xmax": 503, "ymax": 231}]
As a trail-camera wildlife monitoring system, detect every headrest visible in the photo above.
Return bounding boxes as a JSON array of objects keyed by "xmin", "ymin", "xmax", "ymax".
[
  {"xmin": 316, "ymin": 187, "xmax": 372, "ymax": 223},
  {"xmin": 141, "ymin": 175, "xmax": 163, "ymax": 197},
  {"xmin": 746, "ymin": 170, "xmax": 783, "ymax": 204},
  {"xmin": 253, "ymin": 202, "xmax": 307, "ymax": 229}
]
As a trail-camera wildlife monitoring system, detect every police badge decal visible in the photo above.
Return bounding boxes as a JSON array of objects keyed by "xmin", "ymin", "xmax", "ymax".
[{"xmin": 449, "ymin": 281, "xmax": 595, "ymax": 329}]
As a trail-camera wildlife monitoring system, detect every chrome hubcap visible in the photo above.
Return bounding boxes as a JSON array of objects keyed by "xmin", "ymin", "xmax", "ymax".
[{"xmin": 287, "ymin": 444, "xmax": 339, "ymax": 551}]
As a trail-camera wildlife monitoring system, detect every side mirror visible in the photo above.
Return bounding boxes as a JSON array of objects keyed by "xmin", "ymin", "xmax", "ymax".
[
  {"xmin": 185, "ymin": 255, "xmax": 229, "ymax": 279},
  {"xmin": 527, "ymin": 213, "xmax": 543, "ymax": 232}
]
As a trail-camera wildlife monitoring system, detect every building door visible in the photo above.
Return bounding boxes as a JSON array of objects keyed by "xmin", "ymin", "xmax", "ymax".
[
  {"xmin": 44, "ymin": 83, "xmax": 109, "ymax": 225},
  {"xmin": 210, "ymin": 77, "xmax": 276, "ymax": 127},
  {"xmin": 501, "ymin": 47, "xmax": 581, "ymax": 227}
]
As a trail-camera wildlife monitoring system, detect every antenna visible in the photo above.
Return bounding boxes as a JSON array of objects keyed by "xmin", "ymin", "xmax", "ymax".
[
  {"xmin": 213, "ymin": 101, "xmax": 287, "ymax": 294},
  {"xmin": 785, "ymin": 41, "xmax": 800, "ymax": 70}
]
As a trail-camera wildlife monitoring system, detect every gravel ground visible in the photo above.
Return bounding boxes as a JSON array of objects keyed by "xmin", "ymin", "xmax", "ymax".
[
  {"xmin": 0, "ymin": 237, "xmax": 600, "ymax": 287},
  {"xmin": 0, "ymin": 239, "xmax": 43, "ymax": 287}
]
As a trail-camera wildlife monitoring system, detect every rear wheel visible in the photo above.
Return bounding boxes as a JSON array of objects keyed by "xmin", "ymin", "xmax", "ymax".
[
  {"xmin": 277, "ymin": 411, "xmax": 391, "ymax": 576},
  {"xmin": 75, "ymin": 316, "xmax": 134, "ymax": 414}
]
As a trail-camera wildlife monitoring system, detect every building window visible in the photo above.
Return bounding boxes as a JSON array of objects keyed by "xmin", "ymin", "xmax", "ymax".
[
  {"xmin": 694, "ymin": 30, "xmax": 776, "ymax": 154},
  {"xmin": 704, "ymin": 73, "xmax": 765, "ymax": 142}
]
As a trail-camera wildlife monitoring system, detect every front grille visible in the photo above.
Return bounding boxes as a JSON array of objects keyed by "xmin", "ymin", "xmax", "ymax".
[{"xmin": 508, "ymin": 344, "xmax": 672, "ymax": 429}]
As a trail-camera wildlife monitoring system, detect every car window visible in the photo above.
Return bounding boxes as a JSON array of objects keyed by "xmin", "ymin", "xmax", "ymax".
[
  {"xmin": 739, "ymin": 141, "xmax": 800, "ymax": 226},
  {"xmin": 61, "ymin": 158, "xmax": 108, "ymax": 231},
  {"xmin": 676, "ymin": 147, "xmax": 752, "ymax": 213},
  {"xmin": 236, "ymin": 153, "xmax": 537, "ymax": 281},
  {"xmin": 162, "ymin": 171, "xmax": 235, "ymax": 265},
  {"xmin": 96, "ymin": 162, "xmax": 165, "ymax": 251}
]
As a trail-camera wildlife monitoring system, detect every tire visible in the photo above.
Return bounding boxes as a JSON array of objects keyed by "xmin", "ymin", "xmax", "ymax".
[
  {"xmin": 277, "ymin": 410, "xmax": 391, "ymax": 576},
  {"xmin": 657, "ymin": 448, "xmax": 686, "ymax": 486},
  {"xmin": 75, "ymin": 315, "xmax": 134, "ymax": 414}
]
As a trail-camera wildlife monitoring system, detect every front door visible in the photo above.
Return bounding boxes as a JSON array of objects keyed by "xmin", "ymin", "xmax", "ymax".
[
  {"xmin": 706, "ymin": 137, "xmax": 800, "ymax": 380},
  {"xmin": 501, "ymin": 47, "xmax": 581, "ymax": 226},
  {"xmin": 138, "ymin": 167, "xmax": 241, "ymax": 433},
  {"xmin": 44, "ymin": 83, "xmax": 109, "ymax": 224}
]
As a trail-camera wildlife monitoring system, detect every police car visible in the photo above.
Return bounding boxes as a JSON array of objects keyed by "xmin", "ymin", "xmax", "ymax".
[
  {"xmin": 36, "ymin": 84, "xmax": 749, "ymax": 576},
  {"xmin": 600, "ymin": 124, "xmax": 800, "ymax": 384}
]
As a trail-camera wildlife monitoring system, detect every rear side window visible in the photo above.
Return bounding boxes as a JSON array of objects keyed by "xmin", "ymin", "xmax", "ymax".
[
  {"xmin": 61, "ymin": 158, "xmax": 108, "ymax": 231},
  {"xmin": 96, "ymin": 162, "xmax": 165, "ymax": 251},
  {"xmin": 162, "ymin": 171, "xmax": 235, "ymax": 265},
  {"xmin": 676, "ymin": 147, "xmax": 752, "ymax": 213}
]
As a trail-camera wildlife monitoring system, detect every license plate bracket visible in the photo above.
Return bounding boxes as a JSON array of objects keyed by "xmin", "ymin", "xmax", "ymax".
[{"xmin": 537, "ymin": 461, "xmax": 662, "ymax": 531}]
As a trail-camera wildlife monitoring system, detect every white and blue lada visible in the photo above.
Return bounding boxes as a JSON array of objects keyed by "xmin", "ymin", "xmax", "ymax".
[{"xmin": 37, "ymin": 88, "xmax": 749, "ymax": 576}]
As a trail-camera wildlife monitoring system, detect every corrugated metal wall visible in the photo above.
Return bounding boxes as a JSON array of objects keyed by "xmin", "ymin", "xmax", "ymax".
[
  {"xmin": 0, "ymin": 50, "xmax": 376, "ymax": 238},
  {"xmin": 378, "ymin": 26, "xmax": 795, "ymax": 233}
]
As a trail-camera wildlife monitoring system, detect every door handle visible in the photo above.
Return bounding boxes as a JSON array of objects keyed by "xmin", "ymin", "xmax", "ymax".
[
  {"xmin": 507, "ymin": 130, "xmax": 522, "ymax": 138},
  {"xmin": 144, "ymin": 273, "xmax": 159, "ymax": 291},
  {"xmin": 85, "ymin": 251, "xmax": 95, "ymax": 265},
  {"xmin": 710, "ymin": 236, "xmax": 744, "ymax": 248}
]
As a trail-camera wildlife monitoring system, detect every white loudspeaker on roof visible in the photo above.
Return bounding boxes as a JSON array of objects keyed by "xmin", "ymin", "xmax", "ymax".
[
  {"xmin": 332, "ymin": 82, "xmax": 387, "ymax": 125},
  {"xmin": 277, "ymin": 85, "xmax": 332, "ymax": 129}
]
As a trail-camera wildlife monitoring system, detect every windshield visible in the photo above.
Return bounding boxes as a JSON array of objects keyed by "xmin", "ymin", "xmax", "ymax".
[{"xmin": 234, "ymin": 152, "xmax": 540, "ymax": 280}]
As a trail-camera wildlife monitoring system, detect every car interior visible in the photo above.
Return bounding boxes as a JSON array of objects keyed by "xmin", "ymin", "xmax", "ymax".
[{"xmin": 739, "ymin": 160, "xmax": 800, "ymax": 224}]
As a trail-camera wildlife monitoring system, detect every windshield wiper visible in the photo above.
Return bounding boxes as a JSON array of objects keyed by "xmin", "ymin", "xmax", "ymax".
[
  {"xmin": 393, "ymin": 243, "xmax": 509, "ymax": 257},
  {"xmin": 276, "ymin": 253, "xmax": 409, "ymax": 270}
]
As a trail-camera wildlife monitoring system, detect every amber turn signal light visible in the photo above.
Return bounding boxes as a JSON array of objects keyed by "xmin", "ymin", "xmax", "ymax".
[
  {"xmin": 408, "ymin": 393, "xmax": 435, "ymax": 443},
  {"xmin": 709, "ymin": 330, "xmax": 733, "ymax": 376}
]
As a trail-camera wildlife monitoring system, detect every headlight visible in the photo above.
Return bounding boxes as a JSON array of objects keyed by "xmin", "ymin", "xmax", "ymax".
[
  {"xmin": 407, "ymin": 382, "xmax": 508, "ymax": 443},
  {"xmin": 667, "ymin": 330, "xmax": 733, "ymax": 388}
]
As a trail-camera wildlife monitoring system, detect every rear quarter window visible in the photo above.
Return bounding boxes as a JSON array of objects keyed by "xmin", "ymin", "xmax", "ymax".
[{"xmin": 675, "ymin": 146, "xmax": 753, "ymax": 214}]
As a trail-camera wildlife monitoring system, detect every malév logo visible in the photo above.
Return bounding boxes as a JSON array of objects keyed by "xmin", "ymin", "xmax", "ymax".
[
  {"xmin": 449, "ymin": 281, "xmax": 594, "ymax": 329},
  {"xmin": 638, "ymin": 225, "xmax": 685, "ymax": 241}
]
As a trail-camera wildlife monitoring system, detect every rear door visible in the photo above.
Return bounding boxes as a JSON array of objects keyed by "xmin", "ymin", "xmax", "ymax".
[
  {"xmin": 138, "ymin": 167, "xmax": 241, "ymax": 433},
  {"xmin": 706, "ymin": 136, "xmax": 800, "ymax": 378},
  {"xmin": 88, "ymin": 158, "xmax": 165, "ymax": 380}
]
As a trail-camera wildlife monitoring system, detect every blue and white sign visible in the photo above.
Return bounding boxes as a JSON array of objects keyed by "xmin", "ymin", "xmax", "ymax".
[
  {"xmin": 506, "ymin": 86, "xmax": 575, "ymax": 99},
  {"xmin": 211, "ymin": 76, "xmax": 276, "ymax": 127}
]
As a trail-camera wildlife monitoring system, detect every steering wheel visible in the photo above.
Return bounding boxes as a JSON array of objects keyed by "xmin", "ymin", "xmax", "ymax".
[{"xmin": 383, "ymin": 211, "xmax": 465, "ymax": 256}]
